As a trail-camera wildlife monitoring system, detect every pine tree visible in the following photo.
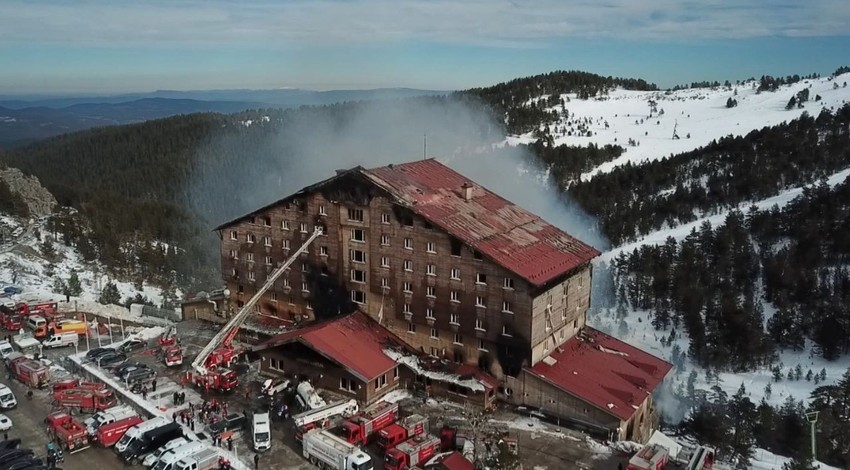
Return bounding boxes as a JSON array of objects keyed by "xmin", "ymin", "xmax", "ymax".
[
  {"xmin": 66, "ymin": 270, "xmax": 83, "ymax": 296},
  {"xmin": 40, "ymin": 238, "xmax": 57, "ymax": 262},
  {"xmin": 782, "ymin": 456, "xmax": 817, "ymax": 470},
  {"xmin": 98, "ymin": 281, "xmax": 122, "ymax": 305}
]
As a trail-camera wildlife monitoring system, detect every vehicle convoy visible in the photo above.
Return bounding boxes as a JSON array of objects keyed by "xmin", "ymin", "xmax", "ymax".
[
  {"xmin": 121, "ymin": 422, "xmax": 184, "ymax": 464},
  {"xmin": 173, "ymin": 448, "xmax": 219, "ymax": 470},
  {"xmin": 627, "ymin": 443, "xmax": 670, "ymax": 470},
  {"xmin": 187, "ymin": 227, "xmax": 323, "ymax": 394},
  {"xmin": 377, "ymin": 414, "xmax": 427, "ymax": 453},
  {"xmin": 44, "ymin": 411, "xmax": 90, "ymax": 453},
  {"xmin": 152, "ymin": 441, "xmax": 206, "ymax": 470},
  {"xmin": 95, "ymin": 416, "xmax": 144, "ymax": 447},
  {"xmin": 6, "ymin": 353, "xmax": 49, "ymax": 388},
  {"xmin": 53, "ymin": 387, "xmax": 118, "ymax": 413},
  {"xmin": 384, "ymin": 434, "xmax": 440, "ymax": 470},
  {"xmin": 333, "ymin": 401, "xmax": 399, "ymax": 446},
  {"xmin": 252, "ymin": 411, "xmax": 271, "ymax": 452},
  {"xmin": 302, "ymin": 429, "xmax": 373, "ymax": 470},
  {"xmin": 115, "ymin": 416, "xmax": 169, "ymax": 454},
  {"xmin": 293, "ymin": 399, "xmax": 359, "ymax": 442},
  {"xmin": 83, "ymin": 404, "xmax": 137, "ymax": 436},
  {"xmin": 142, "ymin": 437, "xmax": 191, "ymax": 467}
]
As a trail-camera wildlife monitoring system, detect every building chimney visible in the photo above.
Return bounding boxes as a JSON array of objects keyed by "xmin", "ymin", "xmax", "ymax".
[{"xmin": 461, "ymin": 182, "xmax": 473, "ymax": 201}]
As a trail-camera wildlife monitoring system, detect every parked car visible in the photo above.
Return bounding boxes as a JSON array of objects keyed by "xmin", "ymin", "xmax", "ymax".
[
  {"xmin": 209, "ymin": 413, "xmax": 246, "ymax": 438},
  {"xmin": 0, "ymin": 414, "xmax": 12, "ymax": 431},
  {"xmin": 123, "ymin": 368, "xmax": 156, "ymax": 386},
  {"xmin": 96, "ymin": 352, "xmax": 127, "ymax": 369},
  {"xmin": 119, "ymin": 339, "xmax": 146, "ymax": 353},
  {"xmin": 86, "ymin": 347, "xmax": 115, "ymax": 361},
  {"xmin": 114, "ymin": 362, "xmax": 148, "ymax": 378}
]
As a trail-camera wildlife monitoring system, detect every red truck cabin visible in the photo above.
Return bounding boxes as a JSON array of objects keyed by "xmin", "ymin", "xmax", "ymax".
[
  {"xmin": 96, "ymin": 416, "xmax": 144, "ymax": 447},
  {"xmin": 377, "ymin": 414, "xmax": 427, "ymax": 452},
  {"xmin": 385, "ymin": 434, "xmax": 440, "ymax": 470},
  {"xmin": 627, "ymin": 444, "xmax": 669, "ymax": 470}
]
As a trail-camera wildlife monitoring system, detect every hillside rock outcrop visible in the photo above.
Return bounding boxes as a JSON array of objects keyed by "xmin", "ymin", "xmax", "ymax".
[{"xmin": 0, "ymin": 166, "xmax": 57, "ymax": 216}]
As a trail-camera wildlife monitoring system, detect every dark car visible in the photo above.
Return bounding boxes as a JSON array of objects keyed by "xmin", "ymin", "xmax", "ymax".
[
  {"xmin": 209, "ymin": 413, "xmax": 247, "ymax": 437},
  {"xmin": 119, "ymin": 422, "xmax": 183, "ymax": 465},
  {"xmin": 0, "ymin": 449, "xmax": 33, "ymax": 467},
  {"xmin": 4, "ymin": 457, "xmax": 42, "ymax": 470},
  {"xmin": 123, "ymin": 367, "xmax": 156, "ymax": 386},
  {"xmin": 114, "ymin": 362, "xmax": 147, "ymax": 378},
  {"xmin": 119, "ymin": 339, "xmax": 146, "ymax": 354},
  {"xmin": 96, "ymin": 352, "xmax": 127, "ymax": 368},
  {"xmin": 85, "ymin": 347, "xmax": 115, "ymax": 361}
]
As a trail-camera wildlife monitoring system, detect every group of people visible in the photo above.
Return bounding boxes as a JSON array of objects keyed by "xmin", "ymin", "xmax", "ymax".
[{"xmin": 172, "ymin": 390, "xmax": 186, "ymax": 405}]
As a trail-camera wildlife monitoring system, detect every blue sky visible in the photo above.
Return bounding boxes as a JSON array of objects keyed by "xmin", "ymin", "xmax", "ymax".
[{"xmin": 1, "ymin": 0, "xmax": 848, "ymax": 94}]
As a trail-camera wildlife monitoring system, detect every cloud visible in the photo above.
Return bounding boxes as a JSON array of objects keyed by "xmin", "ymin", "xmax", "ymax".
[{"xmin": 0, "ymin": 0, "xmax": 847, "ymax": 48}]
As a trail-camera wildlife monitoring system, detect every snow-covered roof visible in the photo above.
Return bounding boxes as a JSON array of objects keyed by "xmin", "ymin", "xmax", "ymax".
[{"xmin": 383, "ymin": 348, "xmax": 497, "ymax": 393}]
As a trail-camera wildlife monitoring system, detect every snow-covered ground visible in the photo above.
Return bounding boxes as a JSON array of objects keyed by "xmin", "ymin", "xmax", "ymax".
[
  {"xmin": 0, "ymin": 216, "xmax": 170, "ymax": 315},
  {"xmin": 506, "ymin": 73, "xmax": 850, "ymax": 181}
]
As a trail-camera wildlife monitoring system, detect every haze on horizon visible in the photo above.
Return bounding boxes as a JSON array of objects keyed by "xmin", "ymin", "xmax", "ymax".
[{"xmin": 1, "ymin": 0, "xmax": 849, "ymax": 95}]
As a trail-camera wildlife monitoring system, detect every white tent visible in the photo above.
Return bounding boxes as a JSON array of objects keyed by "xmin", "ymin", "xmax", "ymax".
[{"xmin": 646, "ymin": 430, "xmax": 682, "ymax": 461}]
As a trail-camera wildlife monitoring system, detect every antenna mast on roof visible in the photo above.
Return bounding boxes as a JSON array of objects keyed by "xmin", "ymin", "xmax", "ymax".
[{"xmin": 423, "ymin": 133, "xmax": 427, "ymax": 160}]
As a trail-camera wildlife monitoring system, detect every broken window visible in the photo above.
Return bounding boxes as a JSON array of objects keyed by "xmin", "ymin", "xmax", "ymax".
[
  {"xmin": 348, "ymin": 208, "xmax": 364, "ymax": 222},
  {"xmin": 450, "ymin": 237, "xmax": 462, "ymax": 257}
]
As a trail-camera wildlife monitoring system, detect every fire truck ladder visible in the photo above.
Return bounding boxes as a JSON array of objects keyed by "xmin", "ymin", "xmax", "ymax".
[{"xmin": 191, "ymin": 226, "xmax": 323, "ymax": 376}]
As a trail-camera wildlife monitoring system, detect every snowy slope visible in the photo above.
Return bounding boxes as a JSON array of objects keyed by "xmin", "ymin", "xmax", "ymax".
[{"xmin": 506, "ymin": 73, "xmax": 850, "ymax": 180}]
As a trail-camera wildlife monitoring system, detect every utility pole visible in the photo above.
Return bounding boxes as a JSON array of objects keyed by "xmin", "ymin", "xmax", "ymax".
[{"xmin": 806, "ymin": 411, "xmax": 819, "ymax": 462}]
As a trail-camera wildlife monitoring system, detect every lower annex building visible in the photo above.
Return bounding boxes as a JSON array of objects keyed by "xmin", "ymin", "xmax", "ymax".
[{"xmin": 210, "ymin": 158, "xmax": 671, "ymax": 442}]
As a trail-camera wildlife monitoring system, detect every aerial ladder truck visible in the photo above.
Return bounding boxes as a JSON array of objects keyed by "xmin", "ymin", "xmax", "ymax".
[{"xmin": 187, "ymin": 226, "xmax": 323, "ymax": 394}]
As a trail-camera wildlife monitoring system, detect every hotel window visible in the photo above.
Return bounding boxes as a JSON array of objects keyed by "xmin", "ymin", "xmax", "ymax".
[
  {"xmin": 351, "ymin": 269, "xmax": 366, "ymax": 283},
  {"xmin": 450, "ymin": 313, "xmax": 459, "ymax": 325},
  {"xmin": 264, "ymin": 256, "xmax": 272, "ymax": 266},
  {"xmin": 380, "ymin": 257, "xmax": 390, "ymax": 268},
  {"xmin": 348, "ymin": 208, "xmax": 364, "ymax": 222},
  {"xmin": 450, "ymin": 291, "xmax": 459, "ymax": 302},
  {"xmin": 560, "ymin": 329, "xmax": 566, "ymax": 340},
  {"xmin": 562, "ymin": 309, "xmax": 567, "ymax": 321},
  {"xmin": 350, "ymin": 250, "xmax": 366, "ymax": 263},
  {"xmin": 426, "ymin": 264, "xmax": 436, "ymax": 276},
  {"xmin": 407, "ymin": 323, "xmax": 416, "ymax": 334},
  {"xmin": 473, "ymin": 250, "xmax": 483, "ymax": 260},
  {"xmin": 375, "ymin": 374, "xmax": 387, "ymax": 389},
  {"xmin": 426, "ymin": 242, "xmax": 436, "ymax": 253},
  {"xmin": 351, "ymin": 229, "xmax": 365, "ymax": 243},
  {"xmin": 450, "ymin": 238, "xmax": 462, "ymax": 257},
  {"xmin": 263, "ymin": 236, "xmax": 271, "ymax": 247},
  {"xmin": 229, "ymin": 249, "xmax": 238, "ymax": 259},
  {"xmin": 282, "ymin": 220, "xmax": 290, "ymax": 231},
  {"xmin": 230, "ymin": 231, "xmax": 237, "ymax": 240},
  {"xmin": 394, "ymin": 368, "xmax": 399, "ymax": 380},
  {"xmin": 282, "ymin": 239, "xmax": 290, "ymax": 250},
  {"xmin": 426, "ymin": 308, "xmax": 435, "ymax": 319},
  {"xmin": 320, "ymin": 246, "xmax": 328, "ymax": 256},
  {"xmin": 380, "ymin": 235, "xmax": 390, "ymax": 246},
  {"xmin": 318, "ymin": 205, "xmax": 326, "ymax": 216},
  {"xmin": 231, "ymin": 268, "xmax": 237, "ymax": 277},
  {"xmin": 246, "ymin": 253, "xmax": 255, "ymax": 262},
  {"xmin": 426, "ymin": 286, "xmax": 435, "ymax": 298},
  {"xmin": 544, "ymin": 339, "xmax": 549, "ymax": 352},
  {"xmin": 450, "ymin": 268, "xmax": 461, "ymax": 280},
  {"xmin": 270, "ymin": 291, "xmax": 277, "ymax": 302},
  {"xmin": 247, "ymin": 233, "xmax": 256, "ymax": 243},
  {"xmin": 299, "ymin": 223, "xmax": 308, "ymax": 233},
  {"xmin": 403, "ymin": 303, "xmax": 412, "ymax": 314},
  {"xmin": 476, "ymin": 273, "xmax": 487, "ymax": 284},
  {"xmin": 579, "ymin": 276, "xmax": 583, "ymax": 287},
  {"xmin": 340, "ymin": 377, "xmax": 355, "ymax": 392},
  {"xmin": 288, "ymin": 294, "xmax": 294, "ymax": 305},
  {"xmin": 247, "ymin": 271, "xmax": 255, "ymax": 281},
  {"xmin": 475, "ymin": 296, "xmax": 486, "ymax": 307},
  {"xmin": 262, "ymin": 217, "xmax": 271, "ymax": 226},
  {"xmin": 381, "ymin": 278, "xmax": 390, "ymax": 289},
  {"xmin": 404, "ymin": 238, "xmax": 413, "ymax": 250},
  {"xmin": 502, "ymin": 325, "xmax": 512, "ymax": 336},
  {"xmin": 479, "ymin": 340, "xmax": 488, "ymax": 351},
  {"xmin": 573, "ymin": 319, "xmax": 578, "ymax": 329},
  {"xmin": 502, "ymin": 301, "xmax": 513, "ymax": 313},
  {"xmin": 301, "ymin": 262, "xmax": 308, "ymax": 272},
  {"xmin": 430, "ymin": 347, "xmax": 439, "ymax": 357},
  {"xmin": 453, "ymin": 334, "xmax": 463, "ymax": 345},
  {"xmin": 504, "ymin": 277, "xmax": 515, "ymax": 289},
  {"xmin": 306, "ymin": 300, "xmax": 313, "ymax": 310},
  {"xmin": 351, "ymin": 290, "xmax": 366, "ymax": 304},
  {"xmin": 282, "ymin": 278, "xmax": 290, "ymax": 288},
  {"xmin": 403, "ymin": 260, "xmax": 413, "ymax": 272},
  {"xmin": 301, "ymin": 282, "xmax": 309, "ymax": 292},
  {"xmin": 381, "ymin": 213, "xmax": 390, "ymax": 224},
  {"xmin": 430, "ymin": 328, "xmax": 438, "ymax": 339},
  {"xmin": 475, "ymin": 318, "xmax": 484, "ymax": 330},
  {"xmin": 403, "ymin": 282, "xmax": 413, "ymax": 293}
]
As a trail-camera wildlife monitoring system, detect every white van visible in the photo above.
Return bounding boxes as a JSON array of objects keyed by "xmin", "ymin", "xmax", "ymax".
[
  {"xmin": 26, "ymin": 315, "xmax": 46, "ymax": 332},
  {"xmin": 0, "ymin": 385, "xmax": 16, "ymax": 409},
  {"xmin": 151, "ymin": 441, "xmax": 205, "ymax": 470},
  {"xmin": 143, "ymin": 437, "xmax": 191, "ymax": 467},
  {"xmin": 0, "ymin": 341, "xmax": 13, "ymax": 360},
  {"xmin": 85, "ymin": 404, "xmax": 138, "ymax": 436},
  {"xmin": 252, "ymin": 411, "xmax": 271, "ymax": 452},
  {"xmin": 115, "ymin": 416, "xmax": 169, "ymax": 453},
  {"xmin": 42, "ymin": 332, "xmax": 79, "ymax": 349}
]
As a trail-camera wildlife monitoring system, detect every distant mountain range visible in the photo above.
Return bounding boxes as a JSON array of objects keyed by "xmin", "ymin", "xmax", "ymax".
[{"xmin": 0, "ymin": 88, "xmax": 446, "ymax": 147}]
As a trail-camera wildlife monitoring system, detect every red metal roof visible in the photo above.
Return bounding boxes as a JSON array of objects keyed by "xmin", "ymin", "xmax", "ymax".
[
  {"xmin": 526, "ymin": 328, "xmax": 672, "ymax": 421},
  {"xmin": 363, "ymin": 159, "xmax": 600, "ymax": 286},
  {"xmin": 255, "ymin": 312, "xmax": 402, "ymax": 382}
]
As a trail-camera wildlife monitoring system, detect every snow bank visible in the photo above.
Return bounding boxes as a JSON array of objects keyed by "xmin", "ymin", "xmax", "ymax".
[{"xmin": 383, "ymin": 348, "xmax": 486, "ymax": 392}]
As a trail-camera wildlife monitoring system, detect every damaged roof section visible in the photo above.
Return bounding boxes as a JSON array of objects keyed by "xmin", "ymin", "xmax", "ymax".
[
  {"xmin": 526, "ymin": 327, "xmax": 672, "ymax": 420},
  {"xmin": 384, "ymin": 348, "xmax": 498, "ymax": 393},
  {"xmin": 254, "ymin": 311, "xmax": 405, "ymax": 382},
  {"xmin": 363, "ymin": 159, "xmax": 600, "ymax": 287}
]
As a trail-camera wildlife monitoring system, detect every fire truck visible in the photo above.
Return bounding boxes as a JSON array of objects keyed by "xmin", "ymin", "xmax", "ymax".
[
  {"xmin": 384, "ymin": 434, "xmax": 441, "ymax": 470},
  {"xmin": 95, "ymin": 416, "xmax": 144, "ymax": 447},
  {"xmin": 333, "ymin": 400, "xmax": 399, "ymax": 446},
  {"xmin": 52, "ymin": 379, "xmax": 107, "ymax": 393},
  {"xmin": 685, "ymin": 446, "xmax": 715, "ymax": 470},
  {"xmin": 293, "ymin": 399, "xmax": 360, "ymax": 442},
  {"xmin": 627, "ymin": 443, "xmax": 670, "ymax": 470},
  {"xmin": 45, "ymin": 411, "xmax": 90, "ymax": 453},
  {"xmin": 164, "ymin": 345, "xmax": 183, "ymax": 367},
  {"xmin": 7, "ymin": 353, "xmax": 49, "ymax": 388},
  {"xmin": 377, "ymin": 414, "xmax": 427, "ymax": 453},
  {"xmin": 188, "ymin": 227, "xmax": 323, "ymax": 394},
  {"xmin": 53, "ymin": 388, "xmax": 118, "ymax": 414}
]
